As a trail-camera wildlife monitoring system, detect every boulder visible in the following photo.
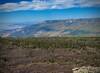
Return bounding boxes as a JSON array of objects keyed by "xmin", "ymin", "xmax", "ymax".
[{"xmin": 72, "ymin": 66, "xmax": 100, "ymax": 73}]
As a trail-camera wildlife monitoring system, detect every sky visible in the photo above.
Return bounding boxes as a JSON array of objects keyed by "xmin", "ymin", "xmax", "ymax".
[{"xmin": 0, "ymin": 0, "xmax": 100, "ymax": 23}]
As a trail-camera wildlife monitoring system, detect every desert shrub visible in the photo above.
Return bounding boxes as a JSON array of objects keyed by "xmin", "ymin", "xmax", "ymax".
[{"xmin": 0, "ymin": 37, "xmax": 100, "ymax": 49}]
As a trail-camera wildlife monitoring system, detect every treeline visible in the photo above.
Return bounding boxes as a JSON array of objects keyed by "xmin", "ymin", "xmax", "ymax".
[{"xmin": 0, "ymin": 37, "xmax": 100, "ymax": 49}]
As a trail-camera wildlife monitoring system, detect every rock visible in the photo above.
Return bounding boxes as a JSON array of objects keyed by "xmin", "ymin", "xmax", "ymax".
[{"xmin": 72, "ymin": 66, "xmax": 100, "ymax": 73}]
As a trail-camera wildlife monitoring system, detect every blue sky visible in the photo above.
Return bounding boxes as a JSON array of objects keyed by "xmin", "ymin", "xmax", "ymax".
[{"xmin": 0, "ymin": 0, "xmax": 100, "ymax": 23}]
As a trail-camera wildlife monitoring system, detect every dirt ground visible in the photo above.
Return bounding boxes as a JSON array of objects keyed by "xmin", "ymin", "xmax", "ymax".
[{"xmin": 0, "ymin": 47, "xmax": 100, "ymax": 73}]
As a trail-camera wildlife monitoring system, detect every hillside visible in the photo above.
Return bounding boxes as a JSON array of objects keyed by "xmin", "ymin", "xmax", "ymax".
[{"xmin": 0, "ymin": 37, "xmax": 100, "ymax": 73}]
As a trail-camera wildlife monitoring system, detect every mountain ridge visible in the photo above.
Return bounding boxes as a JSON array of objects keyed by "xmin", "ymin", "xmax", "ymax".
[{"xmin": 0, "ymin": 18, "xmax": 100, "ymax": 37}]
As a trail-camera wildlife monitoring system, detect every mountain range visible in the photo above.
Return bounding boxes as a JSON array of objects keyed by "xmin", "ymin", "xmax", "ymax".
[{"xmin": 0, "ymin": 18, "xmax": 100, "ymax": 37}]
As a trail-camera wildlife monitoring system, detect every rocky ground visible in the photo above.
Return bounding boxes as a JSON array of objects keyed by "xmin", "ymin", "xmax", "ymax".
[
  {"xmin": 0, "ymin": 37, "xmax": 100, "ymax": 73},
  {"xmin": 0, "ymin": 47, "xmax": 100, "ymax": 73}
]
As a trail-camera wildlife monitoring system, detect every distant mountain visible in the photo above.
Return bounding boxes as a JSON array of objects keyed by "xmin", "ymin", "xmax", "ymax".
[{"xmin": 0, "ymin": 18, "xmax": 100, "ymax": 37}]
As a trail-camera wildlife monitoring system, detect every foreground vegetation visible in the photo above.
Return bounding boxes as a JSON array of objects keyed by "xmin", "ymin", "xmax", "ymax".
[
  {"xmin": 0, "ymin": 37, "xmax": 100, "ymax": 49},
  {"xmin": 0, "ymin": 37, "xmax": 100, "ymax": 73}
]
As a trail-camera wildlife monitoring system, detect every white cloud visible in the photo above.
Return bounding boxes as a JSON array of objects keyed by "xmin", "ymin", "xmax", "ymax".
[
  {"xmin": 75, "ymin": 0, "xmax": 100, "ymax": 7},
  {"xmin": 0, "ymin": 3, "xmax": 18, "ymax": 11},
  {"xmin": 0, "ymin": 0, "xmax": 100, "ymax": 12}
]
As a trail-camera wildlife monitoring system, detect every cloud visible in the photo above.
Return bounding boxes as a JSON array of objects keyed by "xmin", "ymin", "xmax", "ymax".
[
  {"xmin": 0, "ymin": 3, "xmax": 18, "ymax": 11},
  {"xmin": 0, "ymin": 0, "xmax": 100, "ymax": 12},
  {"xmin": 76, "ymin": 0, "xmax": 100, "ymax": 7}
]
